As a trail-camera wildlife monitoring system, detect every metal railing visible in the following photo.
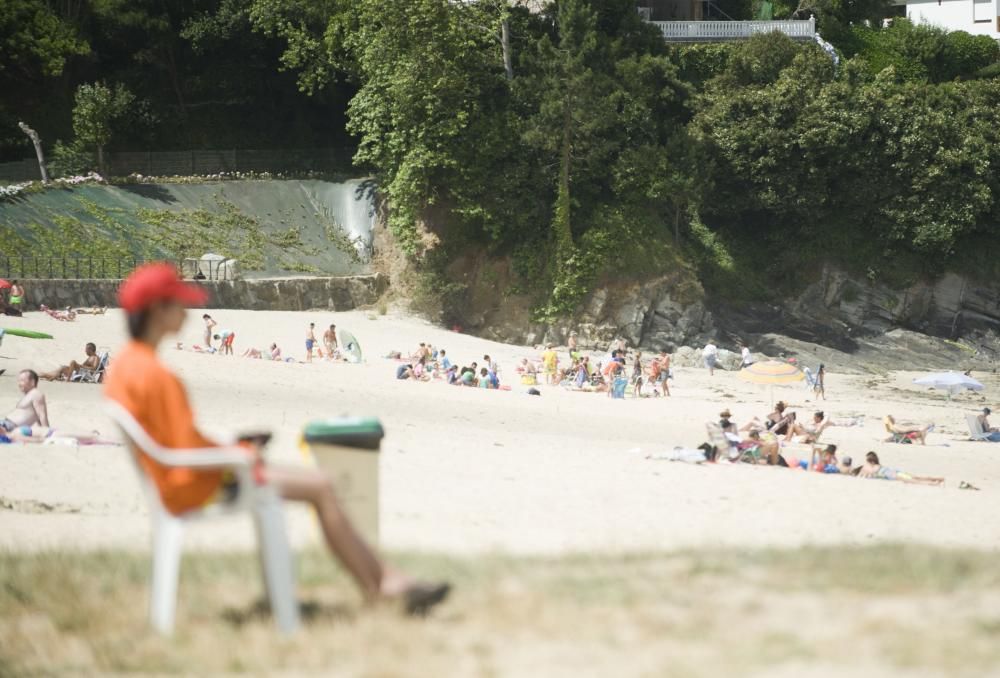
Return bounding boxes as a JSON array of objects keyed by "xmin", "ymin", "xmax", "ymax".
[
  {"xmin": 0, "ymin": 256, "xmax": 236, "ymax": 281},
  {"xmin": 0, "ymin": 147, "xmax": 356, "ymax": 183},
  {"xmin": 651, "ymin": 18, "xmax": 816, "ymax": 41}
]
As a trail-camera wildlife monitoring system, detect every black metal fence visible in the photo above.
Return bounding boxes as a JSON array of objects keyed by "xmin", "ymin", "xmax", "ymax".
[{"xmin": 0, "ymin": 256, "xmax": 235, "ymax": 281}]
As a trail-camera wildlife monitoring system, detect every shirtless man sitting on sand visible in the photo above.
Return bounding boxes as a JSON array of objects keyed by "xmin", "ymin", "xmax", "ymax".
[
  {"xmin": 41, "ymin": 342, "xmax": 100, "ymax": 381},
  {"xmin": 2, "ymin": 369, "xmax": 49, "ymax": 432}
]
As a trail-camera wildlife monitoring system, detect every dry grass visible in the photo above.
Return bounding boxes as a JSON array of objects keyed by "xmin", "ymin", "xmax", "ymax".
[{"xmin": 3, "ymin": 545, "xmax": 1000, "ymax": 677}]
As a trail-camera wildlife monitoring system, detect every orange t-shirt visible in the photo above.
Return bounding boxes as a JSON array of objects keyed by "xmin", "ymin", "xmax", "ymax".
[{"xmin": 104, "ymin": 340, "xmax": 224, "ymax": 515}]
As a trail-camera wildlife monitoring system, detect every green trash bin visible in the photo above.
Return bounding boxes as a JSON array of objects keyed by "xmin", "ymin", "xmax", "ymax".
[{"xmin": 303, "ymin": 418, "xmax": 385, "ymax": 545}]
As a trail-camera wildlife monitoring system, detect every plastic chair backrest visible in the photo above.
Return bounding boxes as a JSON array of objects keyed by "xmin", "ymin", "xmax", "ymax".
[{"xmin": 106, "ymin": 401, "xmax": 171, "ymax": 515}]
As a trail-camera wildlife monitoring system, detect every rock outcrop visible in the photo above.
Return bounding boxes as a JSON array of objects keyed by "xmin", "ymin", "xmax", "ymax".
[{"xmin": 457, "ymin": 268, "xmax": 715, "ymax": 351}]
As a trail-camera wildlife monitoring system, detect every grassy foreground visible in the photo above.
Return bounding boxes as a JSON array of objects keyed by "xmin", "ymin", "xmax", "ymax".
[{"xmin": 3, "ymin": 545, "xmax": 1000, "ymax": 677}]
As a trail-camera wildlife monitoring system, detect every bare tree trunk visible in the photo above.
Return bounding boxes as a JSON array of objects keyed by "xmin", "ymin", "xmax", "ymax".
[
  {"xmin": 97, "ymin": 145, "xmax": 105, "ymax": 176},
  {"xmin": 501, "ymin": 19, "xmax": 513, "ymax": 81},
  {"xmin": 165, "ymin": 41, "xmax": 188, "ymax": 118},
  {"xmin": 554, "ymin": 103, "xmax": 573, "ymax": 253},
  {"xmin": 18, "ymin": 122, "xmax": 49, "ymax": 183},
  {"xmin": 674, "ymin": 204, "xmax": 680, "ymax": 243}
]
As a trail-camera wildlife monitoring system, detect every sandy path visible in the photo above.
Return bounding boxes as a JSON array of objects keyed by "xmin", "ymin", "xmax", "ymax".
[{"xmin": 1, "ymin": 308, "xmax": 999, "ymax": 554}]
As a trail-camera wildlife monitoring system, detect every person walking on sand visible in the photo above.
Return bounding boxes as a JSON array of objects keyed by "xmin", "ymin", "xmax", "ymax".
[
  {"xmin": 104, "ymin": 264, "xmax": 450, "ymax": 614},
  {"xmin": 306, "ymin": 322, "xmax": 318, "ymax": 362},
  {"xmin": 202, "ymin": 314, "xmax": 217, "ymax": 350},
  {"xmin": 702, "ymin": 340, "xmax": 718, "ymax": 376},
  {"xmin": 814, "ymin": 364, "xmax": 826, "ymax": 400},
  {"xmin": 740, "ymin": 343, "xmax": 753, "ymax": 369}
]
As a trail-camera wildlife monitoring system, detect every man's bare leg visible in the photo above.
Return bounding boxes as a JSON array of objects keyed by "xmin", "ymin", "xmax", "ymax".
[
  {"xmin": 263, "ymin": 465, "xmax": 412, "ymax": 601},
  {"xmin": 40, "ymin": 362, "xmax": 78, "ymax": 381}
]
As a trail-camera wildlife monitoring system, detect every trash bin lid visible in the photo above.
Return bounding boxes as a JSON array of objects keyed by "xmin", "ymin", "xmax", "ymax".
[{"xmin": 303, "ymin": 417, "xmax": 384, "ymax": 450}]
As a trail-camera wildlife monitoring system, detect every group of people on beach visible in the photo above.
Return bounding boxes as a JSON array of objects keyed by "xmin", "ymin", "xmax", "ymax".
[
  {"xmin": 706, "ymin": 402, "xmax": 945, "ymax": 486},
  {"xmin": 394, "ymin": 343, "xmax": 503, "ymax": 389},
  {"xmin": 191, "ymin": 315, "xmax": 347, "ymax": 363},
  {"xmin": 522, "ymin": 337, "xmax": 674, "ymax": 398}
]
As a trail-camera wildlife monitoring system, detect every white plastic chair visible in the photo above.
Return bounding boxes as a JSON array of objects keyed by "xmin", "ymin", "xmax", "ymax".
[{"xmin": 105, "ymin": 401, "xmax": 301, "ymax": 635}]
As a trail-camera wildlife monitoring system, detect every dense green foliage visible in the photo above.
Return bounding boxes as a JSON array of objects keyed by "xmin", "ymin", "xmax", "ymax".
[
  {"xmin": 845, "ymin": 19, "xmax": 1000, "ymax": 82},
  {"xmin": 0, "ymin": 0, "xmax": 353, "ymax": 160},
  {"xmin": 3, "ymin": 0, "xmax": 1000, "ymax": 315},
  {"xmin": 68, "ymin": 82, "xmax": 134, "ymax": 173}
]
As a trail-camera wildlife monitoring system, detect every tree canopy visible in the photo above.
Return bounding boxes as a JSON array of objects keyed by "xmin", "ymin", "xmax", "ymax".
[{"xmin": 2, "ymin": 0, "xmax": 1000, "ymax": 314}]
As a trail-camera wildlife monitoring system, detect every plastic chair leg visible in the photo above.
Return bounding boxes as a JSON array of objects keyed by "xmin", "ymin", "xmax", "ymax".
[
  {"xmin": 253, "ymin": 490, "xmax": 301, "ymax": 634},
  {"xmin": 150, "ymin": 514, "xmax": 184, "ymax": 635}
]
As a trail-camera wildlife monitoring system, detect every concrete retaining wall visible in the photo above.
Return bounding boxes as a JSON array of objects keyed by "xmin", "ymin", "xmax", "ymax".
[{"xmin": 15, "ymin": 274, "xmax": 388, "ymax": 311}]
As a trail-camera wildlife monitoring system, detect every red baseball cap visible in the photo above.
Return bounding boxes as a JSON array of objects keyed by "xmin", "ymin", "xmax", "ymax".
[{"xmin": 118, "ymin": 263, "xmax": 209, "ymax": 313}]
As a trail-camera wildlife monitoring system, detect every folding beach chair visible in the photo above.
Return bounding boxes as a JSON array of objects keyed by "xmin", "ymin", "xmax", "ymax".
[
  {"xmin": 71, "ymin": 352, "xmax": 109, "ymax": 384},
  {"xmin": 705, "ymin": 422, "xmax": 748, "ymax": 462},
  {"xmin": 966, "ymin": 414, "xmax": 992, "ymax": 442},
  {"xmin": 105, "ymin": 401, "xmax": 300, "ymax": 635},
  {"xmin": 883, "ymin": 418, "xmax": 917, "ymax": 444}
]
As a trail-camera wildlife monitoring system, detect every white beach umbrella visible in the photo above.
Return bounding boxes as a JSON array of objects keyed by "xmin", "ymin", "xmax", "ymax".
[{"xmin": 913, "ymin": 372, "xmax": 984, "ymax": 399}]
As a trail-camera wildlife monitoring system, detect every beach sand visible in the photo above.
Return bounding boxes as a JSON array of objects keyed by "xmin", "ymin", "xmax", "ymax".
[{"xmin": 1, "ymin": 307, "xmax": 999, "ymax": 556}]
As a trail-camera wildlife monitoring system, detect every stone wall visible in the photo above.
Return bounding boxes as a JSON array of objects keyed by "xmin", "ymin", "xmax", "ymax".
[{"xmin": 16, "ymin": 274, "xmax": 388, "ymax": 311}]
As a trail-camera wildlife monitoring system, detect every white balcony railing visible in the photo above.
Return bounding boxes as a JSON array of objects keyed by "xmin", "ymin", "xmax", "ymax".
[{"xmin": 651, "ymin": 18, "xmax": 816, "ymax": 42}]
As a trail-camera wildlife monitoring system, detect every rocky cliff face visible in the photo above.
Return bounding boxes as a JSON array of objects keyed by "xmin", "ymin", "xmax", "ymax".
[
  {"xmin": 446, "ymin": 252, "xmax": 714, "ymax": 351},
  {"xmin": 796, "ymin": 269, "xmax": 1000, "ymax": 340},
  {"xmin": 710, "ymin": 268, "xmax": 1000, "ymax": 372},
  {"xmin": 454, "ymin": 258, "xmax": 999, "ymax": 372}
]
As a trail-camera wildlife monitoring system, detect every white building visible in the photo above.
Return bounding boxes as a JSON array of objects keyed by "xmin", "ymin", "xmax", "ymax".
[{"xmin": 894, "ymin": 0, "xmax": 999, "ymax": 39}]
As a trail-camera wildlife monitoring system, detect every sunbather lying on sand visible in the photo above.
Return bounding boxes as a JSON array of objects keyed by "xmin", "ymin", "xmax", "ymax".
[
  {"xmin": 858, "ymin": 451, "xmax": 943, "ymax": 485},
  {"xmin": 2, "ymin": 424, "xmax": 112, "ymax": 445},
  {"xmin": 39, "ymin": 304, "xmax": 75, "ymax": 321},
  {"xmin": 883, "ymin": 415, "xmax": 931, "ymax": 445},
  {"xmin": 74, "ymin": 306, "xmax": 107, "ymax": 315},
  {"xmin": 242, "ymin": 343, "xmax": 282, "ymax": 360}
]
